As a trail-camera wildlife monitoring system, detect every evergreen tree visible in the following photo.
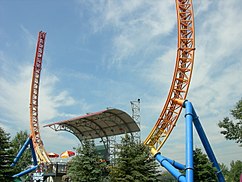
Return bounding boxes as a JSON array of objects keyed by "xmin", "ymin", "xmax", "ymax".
[
  {"xmin": 11, "ymin": 130, "xmax": 32, "ymax": 173},
  {"xmin": 109, "ymin": 134, "xmax": 161, "ymax": 182},
  {"xmin": 218, "ymin": 98, "xmax": 242, "ymax": 146},
  {"xmin": 193, "ymin": 148, "xmax": 217, "ymax": 182},
  {"xmin": 227, "ymin": 160, "xmax": 242, "ymax": 182},
  {"xmin": 159, "ymin": 171, "xmax": 176, "ymax": 181},
  {"xmin": 67, "ymin": 139, "xmax": 107, "ymax": 182},
  {"xmin": 0, "ymin": 127, "xmax": 15, "ymax": 181},
  {"xmin": 219, "ymin": 163, "xmax": 229, "ymax": 181}
]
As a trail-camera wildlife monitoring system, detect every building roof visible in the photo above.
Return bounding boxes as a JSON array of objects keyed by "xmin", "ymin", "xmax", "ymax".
[{"xmin": 44, "ymin": 108, "xmax": 140, "ymax": 141}]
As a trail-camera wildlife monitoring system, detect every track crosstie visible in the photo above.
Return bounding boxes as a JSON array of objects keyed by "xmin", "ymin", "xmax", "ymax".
[{"xmin": 144, "ymin": 0, "xmax": 195, "ymax": 151}]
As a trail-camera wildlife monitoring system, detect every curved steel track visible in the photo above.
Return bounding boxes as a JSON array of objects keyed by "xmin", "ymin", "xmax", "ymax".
[
  {"xmin": 144, "ymin": 0, "xmax": 195, "ymax": 151},
  {"xmin": 29, "ymin": 31, "xmax": 51, "ymax": 164}
]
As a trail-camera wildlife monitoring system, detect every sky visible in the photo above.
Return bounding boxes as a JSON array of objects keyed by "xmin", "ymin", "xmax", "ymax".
[{"xmin": 0, "ymin": 0, "xmax": 241, "ymax": 168}]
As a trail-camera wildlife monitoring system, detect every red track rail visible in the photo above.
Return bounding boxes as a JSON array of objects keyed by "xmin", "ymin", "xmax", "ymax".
[{"xmin": 29, "ymin": 31, "xmax": 51, "ymax": 164}]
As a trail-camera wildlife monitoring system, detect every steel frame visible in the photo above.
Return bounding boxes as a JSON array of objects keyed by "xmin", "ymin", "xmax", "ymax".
[
  {"xmin": 152, "ymin": 100, "xmax": 225, "ymax": 182},
  {"xmin": 144, "ymin": 0, "xmax": 195, "ymax": 151}
]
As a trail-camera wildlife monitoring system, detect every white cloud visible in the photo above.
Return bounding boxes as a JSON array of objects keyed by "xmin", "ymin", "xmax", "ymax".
[
  {"xmin": 1, "ymin": 0, "xmax": 241, "ymax": 168},
  {"xmin": 0, "ymin": 64, "xmax": 31, "ymax": 129},
  {"xmin": 0, "ymin": 64, "xmax": 82, "ymax": 156},
  {"xmin": 0, "ymin": 28, "xmax": 78, "ymax": 145},
  {"xmin": 108, "ymin": 1, "xmax": 176, "ymax": 66},
  {"xmin": 77, "ymin": 0, "xmax": 176, "ymax": 67},
  {"xmin": 39, "ymin": 76, "xmax": 77, "ymax": 122},
  {"xmin": 190, "ymin": 0, "xmax": 242, "ymax": 113},
  {"xmin": 20, "ymin": 25, "xmax": 36, "ymax": 48},
  {"xmin": 0, "ymin": 61, "xmax": 77, "ymax": 128},
  {"xmin": 194, "ymin": 0, "xmax": 212, "ymax": 17}
]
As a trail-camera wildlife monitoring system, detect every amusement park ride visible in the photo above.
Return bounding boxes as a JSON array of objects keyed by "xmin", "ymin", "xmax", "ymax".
[
  {"xmin": 11, "ymin": 0, "xmax": 225, "ymax": 181},
  {"xmin": 11, "ymin": 32, "xmax": 50, "ymax": 177}
]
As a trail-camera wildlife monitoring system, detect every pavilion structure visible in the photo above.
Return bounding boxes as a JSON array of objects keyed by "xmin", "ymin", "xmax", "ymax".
[{"xmin": 44, "ymin": 108, "xmax": 140, "ymax": 163}]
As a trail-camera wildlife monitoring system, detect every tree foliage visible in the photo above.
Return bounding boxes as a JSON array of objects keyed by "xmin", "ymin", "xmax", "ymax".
[
  {"xmin": 11, "ymin": 130, "xmax": 32, "ymax": 173},
  {"xmin": 0, "ymin": 127, "xmax": 15, "ymax": 181},
  {"xmin": 218, "ymin": 98, "xmax": 242, "ymax": 146},
  {"xmin": 67, "ymin": 139, "xmax": 107, "ymax": 182},
  {"xmin": 109, "ymin": 134, "xmax": 161, "ymax": 182},
  {"xmin": 219, "ymin": 163, "xmax": 229, "ymax": 180},
  {"xmin": 227, "ymin": 160, "xmax": 242, "ymax": 182},
  {"xmin": 159, "ymin": 171, "xmax": 176, "ymax": 181},
  {"xmin": 193, "ymin": 148, "xmax": 217, "ymax": 182}
]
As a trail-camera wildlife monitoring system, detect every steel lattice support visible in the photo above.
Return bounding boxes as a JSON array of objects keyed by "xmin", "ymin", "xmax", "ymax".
[
  {"xmin": 144, "ymin": 0, "xmax": 195, "ymax": 152},
  {"xmin": 130, "ymin": 99, "xmax": 141, "ymax": 142}
]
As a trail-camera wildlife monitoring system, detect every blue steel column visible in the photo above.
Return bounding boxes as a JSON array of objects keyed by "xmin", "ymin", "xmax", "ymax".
[
  {"xmin": 29, "ymin": 137, "xmax": 38, "ymax": 165},
  {"xmin": 191, "ymin": 107, "xmax": 225, "ymax": 182},
  {"xmin": 11, "ymin": 136, "xmax": 32, "ymax": 167},
  {"xmin": 151, "ymin": 148, "xmax": 186, "ymax": 182},
  {"xmin": 183, "ymin": 101, "xmax": 194, "ymax": 182},
  {"xmin": 165, "ymin": 157, "xmax": 185, "ymax": 170},
  {"xmin": 11, "ymin": 136, "xmax": 39, "ymax": 178}
]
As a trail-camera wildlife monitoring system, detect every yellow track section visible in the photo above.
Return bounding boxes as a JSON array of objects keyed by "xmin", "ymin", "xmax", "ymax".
[
  {"xmin": 29, "ymin": 31, "xmax": 51, "ymax": 164},
  {"xmin": 144, "ymin": 0, "xmax": 195, "ymax": 152}
]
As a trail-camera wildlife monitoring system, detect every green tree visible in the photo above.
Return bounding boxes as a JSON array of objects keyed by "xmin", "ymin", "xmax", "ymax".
[
  {"xmin": 218, "ymin": 98, "xmax": 242, "ymax": 146},
  {"xmin": 193, "ymin": 148, "xmax": 217, "ymax": 182},
  {"xmin": 227, "ymin": 160, "xmax": 242, "ymax": 182},
  {"xmin": 159, "ymin": 171, "xmax": 176, "ymax": 181},
  {"xmin": 109, "ymin": 134, "xmax": 161, "ymax": 182},
  {"xmin": 67, "ymin": 139, "xmax": 107, "ymax": 182},
  {"xmin": 11, "ymin": 130, "xmax": 32, "ymax": 173},
  {"xmin": 219, "ymin": 163, "xmax": 229, "ymax": 181},
  {"xmin": 0, "ymin": 127, "xmax": 15, "ymax": 181}
]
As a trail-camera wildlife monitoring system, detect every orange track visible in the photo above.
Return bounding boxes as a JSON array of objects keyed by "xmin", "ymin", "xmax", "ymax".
[
  {"xmin": 29, "ymin": 31, "xmax": 51, "ymax": 164},
  {"xmin": 144, "ymin": 0, "xmax": 195, "ymax": 151}
]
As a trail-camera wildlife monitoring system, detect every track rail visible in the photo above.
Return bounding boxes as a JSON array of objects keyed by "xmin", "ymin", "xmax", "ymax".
[
  {"xmin": 29, "ymin": 31, "xmax": 51, "ymax": 164},
  {"xmin": 144, "ymin": 0, "xmax": 195, "ymax": 151}
]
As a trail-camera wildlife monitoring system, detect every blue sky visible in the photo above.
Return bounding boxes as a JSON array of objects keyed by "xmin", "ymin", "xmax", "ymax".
[{"xmin": 0, "ymin": 0, "xmax": 241, "ymax": 167}]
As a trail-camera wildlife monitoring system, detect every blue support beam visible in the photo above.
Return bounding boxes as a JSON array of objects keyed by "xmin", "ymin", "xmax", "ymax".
[
  {"xmin": 11, "ymin": 136, "xmax": 39, "ymax": 178},
  {"xmin": 184, "ymin": 101, "xmax": 194, "ymax": 182},
  {"xmin": 11, "ymin": 137, "xmax": 32, "ymax": 167},
  {"xmin": 12, "ymin": 165, "xmax": 38, "ymax": 178},
  {"xmin": 153, "ymin": 99, "xmax": 225, "ymax": 182},
  {"xmin": 29, "ymin": 137, "xmax": 38, "ymax": 165},
  {"xmin": 165, "ymin": 156, "xmax": 185, "ymax": 170},
  {"xmin": 190, "ymin": 105, "xmax": 225, "ymax": 182},
  {"xmin": 183, "ymin": 100, "xmax": 225, "ymax": 182},
  {"xmin": 154, "ymin": 151, "xmax": 186, "ymax": 182}
]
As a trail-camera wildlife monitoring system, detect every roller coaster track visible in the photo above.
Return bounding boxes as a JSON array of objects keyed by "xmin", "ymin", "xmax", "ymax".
[
  {"xmin": 29, "ymin": 31, "xmax": 51, "ymax": 164},
  {"xmin": 144, "ymin": 0, "xmax": 195, "ymax": 151}
]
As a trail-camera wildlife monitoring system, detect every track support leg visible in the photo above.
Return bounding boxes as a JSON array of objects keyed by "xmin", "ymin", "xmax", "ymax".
[
  {"xmin": 152, "ymin": 99, "xmax": 226, "ymax": 182},
  {"xmin": 182, "ymin": 100, "xmax": 225, "ymax": 182},
  {"xmin": 11, "ymin": 135, "xmax": 39, "ymax": 178},
  {"xmin": 184, "ymin": 101, "xmax": 194, "ymax": 182},
  {"xmin": 151, "ymin": 148, "xmax": 186, "ymax": 182}
]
